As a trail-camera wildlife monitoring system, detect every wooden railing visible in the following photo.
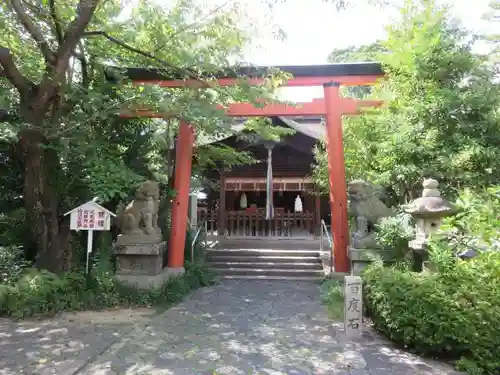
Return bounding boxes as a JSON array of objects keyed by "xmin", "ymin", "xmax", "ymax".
[
  {"xmin": 196, "ymin": 208, "xmax": 218, "ymax": 236},
  {"xmin": 197, "ymin": 208, "xmax": 315, "ymax": 238}
]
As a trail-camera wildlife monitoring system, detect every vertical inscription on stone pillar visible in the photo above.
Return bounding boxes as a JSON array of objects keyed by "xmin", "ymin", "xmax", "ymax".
[{"xmin": 344, "ymin": 275, "xmax": 363, "ymax": 337}]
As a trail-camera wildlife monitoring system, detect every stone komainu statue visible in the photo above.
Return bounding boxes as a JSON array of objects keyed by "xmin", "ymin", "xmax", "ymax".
[
  {"xmin": 348, "ymin": 180, "xmax": 394, "ymax": 249},
  {"xmin": 116, "ymin": 180, "xmax": 162, "ymax": 236}
]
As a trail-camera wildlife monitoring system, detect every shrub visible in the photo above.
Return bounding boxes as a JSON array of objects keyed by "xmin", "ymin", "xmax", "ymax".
[
  {"xmin": 185, "ymin": 261, "xmax": 219, "ymax": 286},
  {"xmin": 0, "ymin": 245, "xmax": 32, "ymax": 285},
  {"xmin": 375, "ymin": 213, "xmax": 414, "ymax": 264},
  {"xmin": 320, "ymin": 277, "xmax": 344, "ymax": 320},
  {"xmin": 443, "ymin": 186, "xmax": 500, "ymax": 243},
  {"xmin": 0, "ymin": 208, "xmax": 31, "ymax": 253},
  {"xmin": 363, "ymin": 250, "xmax": 500, "ymax": 375},
  {"xmin": 0, "ymin": 261, "xmax": 219, "ymax": 319},
  {"xmin": 440, "ymin": 187, "xmax": 500, "ymax": 257}
]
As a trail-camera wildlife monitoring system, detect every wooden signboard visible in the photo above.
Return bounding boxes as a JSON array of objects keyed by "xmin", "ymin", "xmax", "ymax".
[{"xmin": 64, "ymin": 200, "xmax": 116, "ymax": 273}]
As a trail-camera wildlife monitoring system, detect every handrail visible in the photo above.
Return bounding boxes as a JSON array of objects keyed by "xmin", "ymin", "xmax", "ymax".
[
  {"xmin": 320, "ymin": 219, "xmax": 334, "ymax": 273},
  {"xmin": 191, "ymin": 216, "xmax": 208, "ymax": 262}
]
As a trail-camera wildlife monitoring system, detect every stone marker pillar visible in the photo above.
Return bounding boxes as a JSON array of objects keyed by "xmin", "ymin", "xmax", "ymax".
[{"xmin": 344, "ymin": 275, "xmax": 363, "ymax": 337}]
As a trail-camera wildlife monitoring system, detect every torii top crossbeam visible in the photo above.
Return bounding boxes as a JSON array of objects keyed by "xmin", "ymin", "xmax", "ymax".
[
  {"xmin": 115, "ymin": 62, "xmax": 385, "ymax": 274},
  {"xmin": 123, "ymin": 62, "xmax": 383, "ymax": 87}
]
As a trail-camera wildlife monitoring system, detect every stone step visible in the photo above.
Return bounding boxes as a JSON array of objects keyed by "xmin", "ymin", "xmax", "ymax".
[
  {"xmin": 219, "ymin": 239, "xmax": 321, "ymax": 250},
  {"xmin": 206, "ymin": 255, "xmax": 322, "ymax": 264},
  {"xmin": 209, "ymin": 261, "xmax": 323, "ymax": 270},
  {"xmin": 220, "ymin": 275, "xmax": 322, "ymax": 281},
  {"xmin": 206, "ymin": 244, "xmax": 325, "ymax": 280},
  {"xmin": 212, "ymin": 267, "xmax": 324, "ymax": 278},
  {"xmin": 206, "ymin": 249, "xmax": 321, "ymax": 258}
]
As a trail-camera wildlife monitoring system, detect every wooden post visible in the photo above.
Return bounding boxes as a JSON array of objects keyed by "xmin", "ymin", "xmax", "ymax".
[
  {"xmin": 86, "ymin": 229, "xmax": 93, "ymax": 274},
  {"xmin": 323, "ymin": 82, "xmax": 350, "ymax": 273},
  {"xmin": 219, "ymin": 171, "xmax": 226, "ymax": 237},
  {"xmin": 168, "ymin": 121, "xmax": 195, "ymax": 268}
]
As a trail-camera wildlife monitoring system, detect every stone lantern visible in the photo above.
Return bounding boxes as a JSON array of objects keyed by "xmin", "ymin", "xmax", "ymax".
[{"xmin": 403, "ymin": 178, "xmax": 457, "ymax": 271}]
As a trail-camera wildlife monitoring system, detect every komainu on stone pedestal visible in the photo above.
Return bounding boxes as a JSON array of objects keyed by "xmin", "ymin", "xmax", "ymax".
[
  {"xmin": 115, "ymin": 180, "xmax": 162, "ymax": 245},
  {"xmin": 113, "ymin": 180, "xmax": 167, "ymax": 283},
  {"xmin": 348, "ymin": 180, "xmax": 394, "ymax": 249}
]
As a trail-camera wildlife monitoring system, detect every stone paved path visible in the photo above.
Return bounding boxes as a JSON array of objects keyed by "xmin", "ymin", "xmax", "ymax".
[
  {"xmin": 79, "ymin": 280, "xmax": 463, "ymax": 375},
  {"xmin": 0, "ymin": 308, "xmax": 156, "ymax": 375}
]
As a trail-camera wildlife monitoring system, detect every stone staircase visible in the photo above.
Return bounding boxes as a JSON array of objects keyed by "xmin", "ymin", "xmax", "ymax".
[{"xmin": 205, "ymin": 239, "xmax": 326, "ymax": 280}]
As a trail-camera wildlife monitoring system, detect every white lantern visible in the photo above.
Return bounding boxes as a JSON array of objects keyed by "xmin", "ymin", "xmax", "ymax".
[
  {"xmin": 294, "ymin": 194, "xmax": 303, "ymax": 212},
  {"xmin": 240, "ymin": 192, "xmax": 247, "ymax": 209}
]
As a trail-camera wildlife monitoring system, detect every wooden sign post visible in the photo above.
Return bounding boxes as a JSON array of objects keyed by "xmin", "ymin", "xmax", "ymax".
[
  {"xmin": 64, "ymin": 199, "xmax": 116, "ymax": 274},
  {"xmin": 344, "ymin": 275, "xmax": 363, "ymax": 337}
]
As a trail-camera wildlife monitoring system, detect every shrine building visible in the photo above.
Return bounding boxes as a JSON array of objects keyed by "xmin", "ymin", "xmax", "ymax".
[{"xmin": 196, "ymin": 116, "xmax": 329, "ymax": 239}]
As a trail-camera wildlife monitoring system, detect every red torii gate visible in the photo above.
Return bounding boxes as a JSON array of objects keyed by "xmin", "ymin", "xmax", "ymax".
[{"xmin": 119, "ymin": 63, "xmax": 384, "ymax": 273}]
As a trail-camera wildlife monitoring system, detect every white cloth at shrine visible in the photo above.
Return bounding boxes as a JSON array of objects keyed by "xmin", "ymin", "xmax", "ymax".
[
  {"xmin": 294, "ymin": 195, "xmax": 303, "ymax": 212},
  {"xmin": 265, "ymin": 146, "xmax": 274, "ymax": 219},
  {"xmin": 239, "ymin": 192, "xmax": 247, "ymax": 209}
]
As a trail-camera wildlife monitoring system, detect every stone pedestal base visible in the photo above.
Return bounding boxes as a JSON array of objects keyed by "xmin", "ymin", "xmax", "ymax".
[
  {"xmin": 116, "ymin": 267, "xmax": 185, "ymax": 289},
  {"xmin": 348, "ymin": 247, "xmax": 382, "ymax": 276},
  {"xmin": 115, "ymin": 234, "xmax": 163, "ymax": 246},
  {"xmin": 114, "ymin": 241, "xmax": 166, "ymax": 276}
]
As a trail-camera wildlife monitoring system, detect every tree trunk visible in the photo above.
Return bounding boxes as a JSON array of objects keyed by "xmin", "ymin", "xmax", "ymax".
[{"xmin": 19, "ymin": 128, "xmax": 72, "ymax": 273}]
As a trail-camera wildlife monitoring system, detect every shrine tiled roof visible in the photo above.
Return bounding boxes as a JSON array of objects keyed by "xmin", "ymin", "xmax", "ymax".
[{"xmin": 195, "ymin": 116, "xmax": 324, "ymax": 147}]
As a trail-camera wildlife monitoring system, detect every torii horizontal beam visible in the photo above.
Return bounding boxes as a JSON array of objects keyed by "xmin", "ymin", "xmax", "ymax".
[{"xmin": 119, "ymin": 98, "xmax": 383, "ymax": 118}]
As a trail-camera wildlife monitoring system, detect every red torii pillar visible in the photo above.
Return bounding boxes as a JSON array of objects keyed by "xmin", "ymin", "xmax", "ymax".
[
  {"xmin": 168, "ymin": 120, "xmax": 195, "ymax": 269},
  {"xmin": 324, "ymin": 82, "xmax": 350, "ymax": 273}
]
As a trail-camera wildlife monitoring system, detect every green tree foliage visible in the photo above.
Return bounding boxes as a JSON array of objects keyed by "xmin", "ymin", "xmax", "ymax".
[
  {"xmin": 482, "ymin": 0, "xmax": 500, "ymax": 67},
  {"xmin": 328, "ymin": 42, "xmax": 385, "ymax": 98},
  {"xmin": 327, "ymin": 42, "xmax": 385, "ymax": 63},
  {"xmin": 0, "ymin": 0, "xmax": 293, "ymax": 272},
  {"xmin": 314, "ymin": 0, "xmax": 500, "ymax": 203}
]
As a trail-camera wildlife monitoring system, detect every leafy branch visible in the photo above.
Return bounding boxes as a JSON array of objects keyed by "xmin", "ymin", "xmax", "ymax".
[
  {"xmin": 82, "ymin": 30, "xmax": 204, "ymax": 82},
  {"xmin": 8, "ymin": 0, "xmax": 55, "ymax": 65}
]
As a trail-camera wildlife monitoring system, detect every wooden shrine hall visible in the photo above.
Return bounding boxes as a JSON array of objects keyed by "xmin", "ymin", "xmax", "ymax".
[{"xmin": 196, "ymin": 116, "xmax": 329, "ymax": 239}]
